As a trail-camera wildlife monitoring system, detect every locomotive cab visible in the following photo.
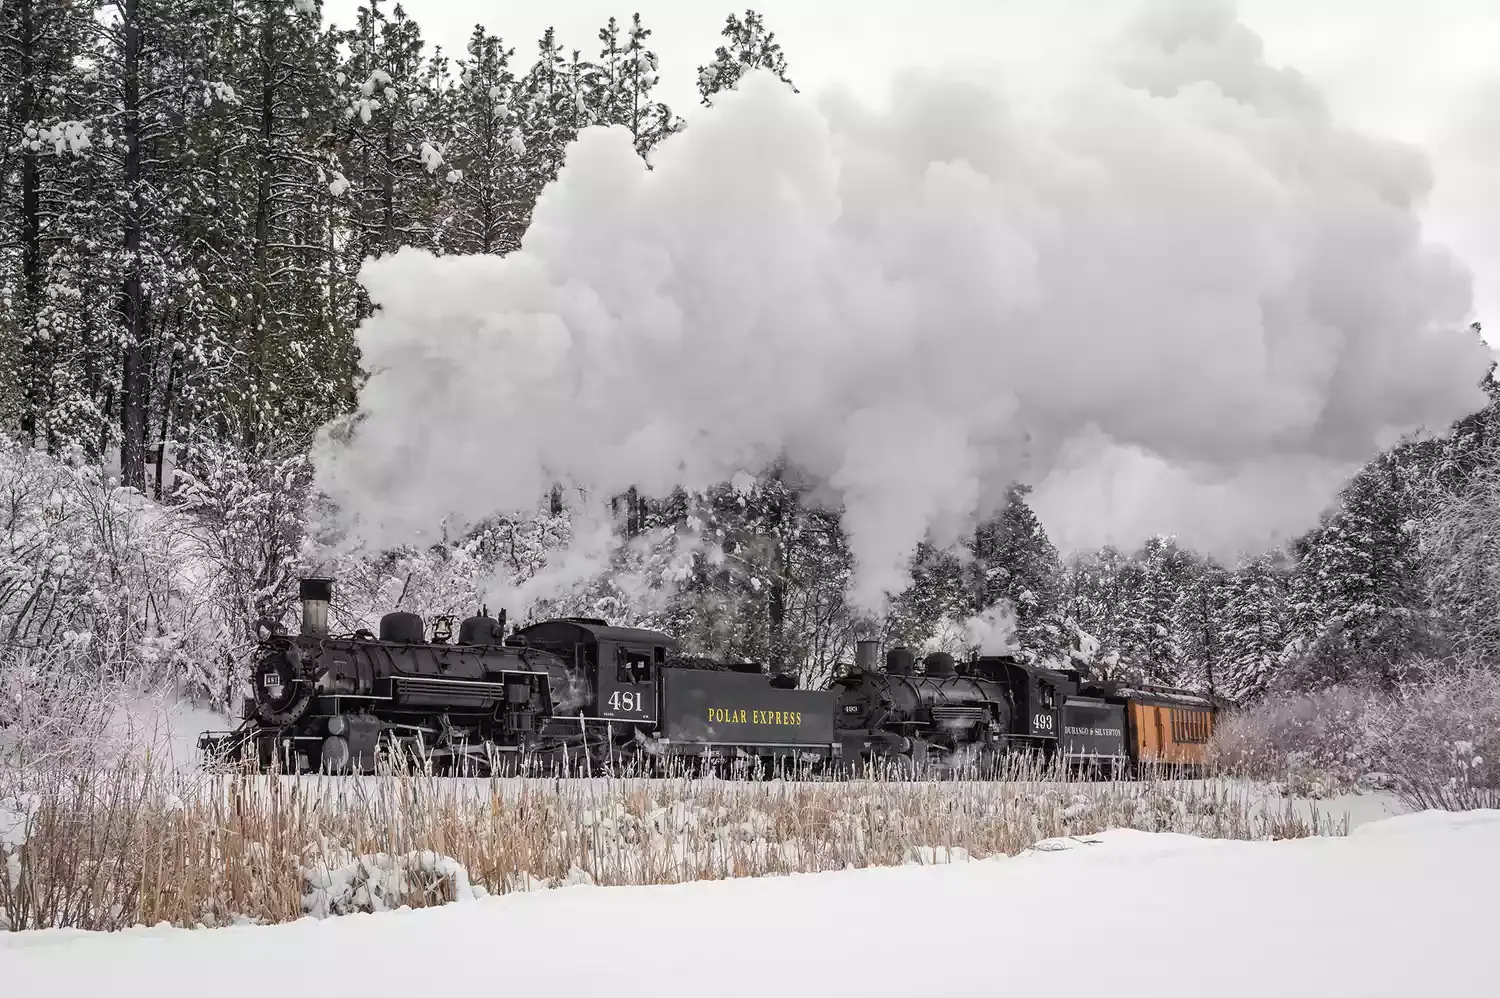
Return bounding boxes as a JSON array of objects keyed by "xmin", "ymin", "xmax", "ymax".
[
  {"xmin": 971, "ymin": 656, "xmax": 1067, "ymax": 741},
  {"xmin": 509, "ymin": 619, "xmax": 672, "ymax": 725}
]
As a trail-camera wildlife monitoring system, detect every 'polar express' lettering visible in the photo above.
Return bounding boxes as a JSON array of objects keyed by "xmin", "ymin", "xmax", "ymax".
[{"xmin": 706, "ymin": 708, "xmax": 803, "ymax": 726}]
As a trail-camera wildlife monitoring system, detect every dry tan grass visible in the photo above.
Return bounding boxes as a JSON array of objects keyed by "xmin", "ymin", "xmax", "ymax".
[{"xmin": 0, "ymin": 755, "xmax": 1348, "ymax": 932}]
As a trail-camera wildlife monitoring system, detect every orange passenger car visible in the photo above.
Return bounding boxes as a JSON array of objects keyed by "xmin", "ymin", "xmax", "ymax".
[{"xmin": 1119, "ymin": 687, "xmax": 1217, "ymax": 770}]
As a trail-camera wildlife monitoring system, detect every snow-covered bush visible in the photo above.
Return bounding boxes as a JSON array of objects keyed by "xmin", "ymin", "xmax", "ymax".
[
  {"xmin": 0, "ymin": 645, "xmax": 123, "ymax": 771},
  {"xmin": 0, "ymin": 436, "xmax": 331, "ymax": 751},
  {"xmin": 300, "ymin": 847, "xmax": 478, "ymax": 917},
  {"xmin": 0, "ymin": 436, "xmax": 608, "ymax": 740},
  {"xmin": 1371, "ymin": 659, "xmax": 1500, "ymax": 811},
  {"xmin": 1, "ymin": 438, "xmax": 179, "ymax": 668},
  {"xmin": 1210, "ymin": 685, "xmax": 1381, "ymax": 796},
  {"xmin": 1211, "ymin": 658, "xmax": 1500, "ymax": 808},
  {"xmin": 0, "ymin": 437, "xmax": 223, "ymax": 741},
  {"xmin": 168, "ymin": 438, "xmax": 319, "ymax": 707}
]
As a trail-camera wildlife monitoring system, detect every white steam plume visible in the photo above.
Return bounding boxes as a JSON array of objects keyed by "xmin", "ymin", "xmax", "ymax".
[
  {"xmin": 963, "ymin": 603, "xmax": 1022, "ymax": 657},
  {"xmin": 312, "ymin": 1, "xmax": 1491, "ymax": 612}
]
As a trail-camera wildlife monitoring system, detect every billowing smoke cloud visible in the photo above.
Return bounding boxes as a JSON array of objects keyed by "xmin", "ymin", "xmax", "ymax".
[
  {"xmin": 312, "ymin": 0, "xmax": 1492, "ymax": 612},
  {"xmin": 963, "ymin": 603, "xmax": 1022, "ymax": 657}
]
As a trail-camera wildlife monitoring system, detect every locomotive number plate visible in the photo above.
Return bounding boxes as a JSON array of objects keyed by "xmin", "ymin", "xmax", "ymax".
[{"xmin": 842, "ymin": 705, "xmax": 861, "ymax": 714}]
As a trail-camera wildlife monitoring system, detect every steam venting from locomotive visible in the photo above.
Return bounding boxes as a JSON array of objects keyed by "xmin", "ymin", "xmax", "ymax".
[{"xmin": 309, "ymin": 0, "xmax": 1492, "ymax": 615}]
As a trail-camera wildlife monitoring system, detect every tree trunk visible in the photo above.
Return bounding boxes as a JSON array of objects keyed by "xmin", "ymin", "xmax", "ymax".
[
  {"xmin": 243, "ymin": 2, "xmax": 278, "ymax": 450},
  {"xmin": 118, "ymin": 0, "xmax": 149, "ymax": 491},
  {"xmin": 16, "ymin": 0, "xmax": 47, "ymax": 447},
  {"xmin": 154, "ymin": 313, "xmax": 182, "ymax": 499},
  {"xmin": 382, "ymin": 118, "xmax": 396, "ymax": 252}
]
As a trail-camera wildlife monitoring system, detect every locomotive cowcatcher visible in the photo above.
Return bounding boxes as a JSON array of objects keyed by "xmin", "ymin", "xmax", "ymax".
[{"xmin": 198, "ymin": 578, "xmax": 1216, "ymax": 777}]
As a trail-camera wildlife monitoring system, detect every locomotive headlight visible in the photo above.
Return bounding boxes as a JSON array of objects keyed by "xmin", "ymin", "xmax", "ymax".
[{"xmin": 327, "ymin": 715, "xmax": 349, "ymax": 737}]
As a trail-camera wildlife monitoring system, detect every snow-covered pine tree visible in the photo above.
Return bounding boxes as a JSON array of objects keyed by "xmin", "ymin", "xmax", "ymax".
[
  {"xmin": 704, "ymin": 463, "xmax": 801, "ymax": 672},
  {"xmin": 589, "ymin": 16, "xmax": 627, "ymax": 129},
  {"xmin": 198, "ymin": 0, "xmax": 361, "ymax": 453},
  {"xmin": 967, "ymin": 484, "xmax": 1066, "ymax": 663},
  {"xmin": 334, "ymin": 1, "xmax": 449, "ymax": 313},
  {"xmin": 1429, "ymin": 333, "xmax": 1499, "ymax": 490},
  {"xmin": 0, "ymin": 0, "xmax": 100, "ymax": 451},
  {"xmin": 514, "ymin": 27, "xmax": 575, "ymax": 217},
  {"xmin": 1221, "ymin": 552, "xmax": 1291, "ymax": 701},
  {"xmin": 81, "ymin": 0, "xmax": 263, "ymax": 490},
  {"xmin": 696, "ymin": 9, "xmax": 796, "ymax": 105},
  {"xmin": 0, "ymin": 0, "xmax": 102, "ymax": 453},
  {"xmin": 446, "ymin": 26, "xmax": 528, "ymax": 255},
  {"xmin": 1060, "ymin": 545, "xmax": 1130, "ymax": 674},
  {"xmin": 1118, "ymin": 535, "xmax": 1192, "ymax": 684},
  {"xmin": 563, "ymin": 46, "xmax": 598, "ymax": 139},
  {"xmin": 1172, "ymin": 557, "xmax": 1231, "ymax": 695},
  {"xmin": 1282, "ymin": 450, "xmax": 1441, "ymax": 691},
  {"xmin": 596, "ymin": 14, "xmax": 681, "ymax": 156},
  {"xmin": 413, "ymin": 41, "xmax": 458, "ymax": 253}
]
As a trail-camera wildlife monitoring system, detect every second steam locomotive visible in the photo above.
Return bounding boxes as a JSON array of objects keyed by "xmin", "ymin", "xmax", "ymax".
[{"xmin": 199, "ymin": 578, "xmax": 1217, "ymax": 777}]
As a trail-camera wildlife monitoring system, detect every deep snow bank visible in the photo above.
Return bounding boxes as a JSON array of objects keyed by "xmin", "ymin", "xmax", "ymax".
[{"xmin": 2, "ymin": 809, "xmax": 1491, "ymax": 997}]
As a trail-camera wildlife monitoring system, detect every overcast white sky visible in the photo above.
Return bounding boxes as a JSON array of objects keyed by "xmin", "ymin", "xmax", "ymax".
[{"xmin": 325, "ymin": 0, "xmax": 1500, "ymax": 334}]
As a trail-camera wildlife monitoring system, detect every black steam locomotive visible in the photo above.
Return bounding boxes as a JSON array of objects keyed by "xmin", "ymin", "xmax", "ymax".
[{"xmin": 198, "ymin": 578, "xmax": 1216, "ymax": 777}]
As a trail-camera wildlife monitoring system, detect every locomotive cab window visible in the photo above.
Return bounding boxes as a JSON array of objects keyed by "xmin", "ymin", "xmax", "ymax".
[{"xmin": 617, "ymin": 647, "xmax": 654, "ymax": 684}]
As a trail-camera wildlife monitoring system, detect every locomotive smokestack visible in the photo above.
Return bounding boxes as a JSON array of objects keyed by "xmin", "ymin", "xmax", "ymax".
[
  {"xmin": 855, "ymin": 640, "xmax": 878, "ymax": 672},
  {"xmin": 299, "ymin": 577, "xmax": 333, "ymax": 637}
]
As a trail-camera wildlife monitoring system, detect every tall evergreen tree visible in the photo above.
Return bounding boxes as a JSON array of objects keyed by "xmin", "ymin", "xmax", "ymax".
[
  {"xmin": 336, "ymin": 1, "xmax": 449, "ymax": 307},
  {"xmin": 1118, "ymin": 536, "xmax": 1193, "ymax": 684},
  {"xmin": 1222, "ymin": 552, "xmax": 1291, "ymax": 701},
  {"xmin": 1061, "ymin": 545, "xmax": 1130, "ymax": 672},
  {"xmin": 1173, "ymin": 557, "xmax": 1231, "ymax": 694},
  {"xmin": 446, "ymin": 26, "xmax": 527, "ymax": 255},
  {"xmin": 515, "ymin": 26, "xmax": 575, "ymax": 212},
  {"xmin": 968, "ymin": 485, "xmax": 1065, "ymax": 662},
  {"xmin": 1283, "ymin": 450, "xmax": 1440, "ymax": 690},
  {"xmin": 0, "ymin": 0, "xmax": 98, "ymax": 450},
  {"xmin": 696, "ymin": 9, "xmax": 796, "ymax": 104},
  {"xmin": 594, "ymin": 14, "xmax": 680, "ymax": 155}
]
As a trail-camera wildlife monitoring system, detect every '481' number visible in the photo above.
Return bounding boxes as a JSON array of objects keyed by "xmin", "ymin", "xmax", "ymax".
[{"xmin": 609, "ymin": 690, "xmax": 644, "ymax": 713}]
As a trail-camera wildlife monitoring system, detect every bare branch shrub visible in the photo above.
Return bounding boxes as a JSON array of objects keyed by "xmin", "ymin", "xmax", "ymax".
[
  {"xmin": 1372, "ymin": 657, "xmax": 1500, "ymax": 812},
  {"xmin": 1210, "ymin": 684, "xmax": 1382, "ymax": 796},
  {"xmin": 1212, "ymin": 655, "xmax": 1500, "ymax": 809},
  {"xmin": 1418, "ymin": 443, "xmax": 1500, "ymax": 660},
  {"xmin": 169, "ymin": 438, "xmax": 318, "ymax": 708}
]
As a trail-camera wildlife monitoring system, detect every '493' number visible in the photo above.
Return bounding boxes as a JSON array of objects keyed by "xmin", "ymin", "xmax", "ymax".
[
  {"xmin": 1033, "ymin": 712, "xmax": 1055, "ymax": 732},
  {"xmin": 609, "ymin": 691, "xmax": 645, "ymax": 713}
]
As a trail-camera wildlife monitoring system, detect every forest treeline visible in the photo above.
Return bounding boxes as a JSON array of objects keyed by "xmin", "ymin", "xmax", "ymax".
[{"xmin": 2, "ymin": 2, "xmax": 1497, "ymax": 705}]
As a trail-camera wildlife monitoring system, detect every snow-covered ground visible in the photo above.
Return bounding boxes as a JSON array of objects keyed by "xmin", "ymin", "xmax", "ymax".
[{"xmin": 2, "ymin": 808, "xmax": 1490, "ymax": 997}]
